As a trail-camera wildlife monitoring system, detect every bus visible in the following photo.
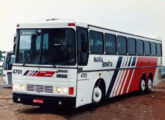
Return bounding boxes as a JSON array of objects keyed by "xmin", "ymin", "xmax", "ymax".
[
  {"xmin": 2, "ymin": 51, "xmax": 15, "ymax": 85},
  {"xmin": 0, "ymin": 61, "xmax": 3, "ymax": 75},
  {"xmin": 12, "ymin": 20, "xmax": 163, "ymax": 108}
]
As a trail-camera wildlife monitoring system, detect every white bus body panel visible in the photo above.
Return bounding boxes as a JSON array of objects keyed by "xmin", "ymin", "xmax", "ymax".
[{"xmin": 12, "ymin": 66, "xmax": 77, "ymax": 97}]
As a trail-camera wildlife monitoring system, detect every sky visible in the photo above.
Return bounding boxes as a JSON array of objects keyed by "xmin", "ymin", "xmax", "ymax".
[{"xmin": 0, "ymin": 0, "xmax": 165, "ymax": 64}]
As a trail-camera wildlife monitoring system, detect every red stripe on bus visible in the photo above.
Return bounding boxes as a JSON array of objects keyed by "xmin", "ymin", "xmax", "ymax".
[
  {"xmin": 35, "ymin": 71, "xmax": 56, "ymax": 77},
  {"xmin": 118, "ymin": 69, "xmax": 129, "ymax": 95},
  {"xmin": 115, "ymin": 69, "xmax": 126, "ymax": 96},
  {"xmin": 122, "ymin": 69, "xmax": 134, "ymax": 94},
  {"xmin": 112, "ymin": 70, "xmax": 123, "ymax": 97},
  {"xmin": 127, "ymin": 57, "xmax": 158, "ymax": 93}
]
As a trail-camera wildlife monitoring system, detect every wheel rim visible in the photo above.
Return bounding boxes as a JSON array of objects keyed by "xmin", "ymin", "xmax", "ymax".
[
  {"xmin": 141, "ymin": 79, "xmax": 146, "ymax": 91},
  {"xmin": 93, "ymin": 87, "xmax": 102, "ymax": 103},
  {"xmin": 148, "ymin": 79, "xmax": 152, "ymax": 90}
]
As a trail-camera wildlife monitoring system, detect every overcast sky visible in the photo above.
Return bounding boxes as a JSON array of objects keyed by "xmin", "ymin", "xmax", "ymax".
[{"xmin": 0, "ymin": 0, "xmax": 164, "ymax": 64}]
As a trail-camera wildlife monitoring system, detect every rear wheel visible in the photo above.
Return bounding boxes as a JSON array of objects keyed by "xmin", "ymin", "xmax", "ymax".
[
  {"xmin": 140, "ymin": 78, "xmax": 146, "ymax": 93},
  {"xmin": 146, "ymin": 78, "xmax": 153, "ymax": 93}
]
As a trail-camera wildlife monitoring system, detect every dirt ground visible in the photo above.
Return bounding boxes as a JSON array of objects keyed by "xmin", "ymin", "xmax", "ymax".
[{"xmin": 0, "ymin": 78, "xmax": 165, "ymax": 120}]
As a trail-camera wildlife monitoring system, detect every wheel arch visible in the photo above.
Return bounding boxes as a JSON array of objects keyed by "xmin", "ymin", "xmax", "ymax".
[
  {"xmin": 94, "ymin": 78, "xmax": 106, "ymax": 96},
  {"xmin": 141, "ymin": 73, "xmax": 147, "ymax": 81},
  {"xmin": 148, "ymin": 72, "xmax": 153, "ymax": 81}
]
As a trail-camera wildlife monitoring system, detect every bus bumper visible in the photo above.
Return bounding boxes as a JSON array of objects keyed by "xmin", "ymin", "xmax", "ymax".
[{"xmin": 13, "ymin": 93, "xmax": 76, "ymax": 107}]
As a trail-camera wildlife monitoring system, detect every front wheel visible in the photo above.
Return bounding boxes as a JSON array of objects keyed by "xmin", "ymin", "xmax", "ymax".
[{"xmin": 92, "ymin": 86, "xmax": 104, "ymax": 104}]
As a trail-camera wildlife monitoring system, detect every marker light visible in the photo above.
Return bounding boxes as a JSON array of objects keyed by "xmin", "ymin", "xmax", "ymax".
[
  {"xmin": 68, "ymin": 23, "xmax": 75, "ymax": 26},
  {"xmin": 69, "ymin": 87, "xmax": 74, "ymax": 95},
  {"xmin": 17, "ymin": 24, "xmax": 20, "ymax": 27},
  {"xmin": 99, "ymin": 73, "xmax": 102, "ymax": 77}
]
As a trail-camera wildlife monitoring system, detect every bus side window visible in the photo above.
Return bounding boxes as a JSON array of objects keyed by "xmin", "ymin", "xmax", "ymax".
[
  {"xmin": 144, "ymin": 41, "xmax": 150, "ymax": 56},
  {"xmin": 157, "ymin": 43, "xmax": 162, "ymax": 56},
  {"xmin": 105, "ymin": 33, "xmax": 116, "ymax": 55},
  {"xmin": 117, "ymin": 36, "xmax": 127, "ymax": 55},
  {"xmin": 127, "ymin": 38, "xmax": 136, "ymax": 55},
  {"xmin": 151, "ymin": 42, "xmax": 156, "ymax": 56},
  {"xmin": 77, "ymin": 27, "xmax": 88, "ymax": 65},
  {"xmin": 136, "ymin": 39, "xmax": 144, "ymax": 56}
]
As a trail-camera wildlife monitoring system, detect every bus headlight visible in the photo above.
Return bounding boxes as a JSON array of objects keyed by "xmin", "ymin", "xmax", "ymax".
[
  {"xmin": 13, "ymin": 84, "xmax": 25, "ymax": 91},
  {"xmin": 13, "ymin": 84, "xmax": 19, "ymax": 91},
  {"xmin": 20, "ymin": 84, "xmax": 25, "ymax": 91},
  {"xmin": 56, "ymin": 87, "xmax": 68, "ymax": 94},
  {"xmin": 55, "ymin": 87, "xmax": 74, "ymax": 95}
]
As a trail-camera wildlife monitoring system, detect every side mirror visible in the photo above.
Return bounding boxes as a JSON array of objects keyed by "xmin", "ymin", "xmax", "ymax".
[{"xmin": 13, "ymin": 36, "xmax": 16, "ymax": 54}]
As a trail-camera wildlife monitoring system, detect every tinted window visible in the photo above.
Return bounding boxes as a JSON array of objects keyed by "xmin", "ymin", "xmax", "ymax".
[
  {"xmin": 90, "ymin": 31, "xmax": 104, "ymax": 54},
  {"xmin": 127, "ymin": 38, "xmax": 136, "ymax": 55},
  {"xmin": 151, "ymin": 42, "xmax": 156, "ymax": 56},
  {"xmin": 16, "ymin": 29, "xmax": 41, "ymax": 64},
  {"xmin": 117, "ymin": 36, "xmax": 127, "ymax": 55},
  {"xmin": 157, "ymin": 43, "xmax": 162, "ymax": 56},
  {"xmin": 16, "ymin": 29, "xmax": 76, "ymax": 65},
  {"xmin": 144, "ymin": 41, "xmax": 150, "ymax": 56},
  {"xmin": 136, "ymin": 40, "xmax": 144, "ymax": 55},
  {"xmin": 77, "ymin": 28, "xmax": 88, "ymax": 65},
  {"xmin": 41, "ymin": 29, "xmax": 76, "ymax": 65},
  {"xmin": 105, "ymin": 33, "xmax": 116, "ymax": 54}
]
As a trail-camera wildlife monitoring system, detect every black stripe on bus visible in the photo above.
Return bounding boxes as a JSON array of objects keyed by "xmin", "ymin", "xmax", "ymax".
[
  {"xmin": 128, "ymin": 57, "xmax": 132, "ymax": 67},
  {"xmin": 106, "ymin": 57, "xmax": 123, "ymax": 97},
  {"xmin": 23, "ymin": 70, "xmax": 29, "ymax": 76},
  {"xmin": 131, "ymin": 57, "xmax": 137, "ymax": 66}
]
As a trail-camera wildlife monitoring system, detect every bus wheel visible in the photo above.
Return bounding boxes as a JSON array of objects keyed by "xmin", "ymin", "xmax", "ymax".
[
  {"xmin": 92, "ymin": 86, "xmax": 103, "ymax": 104},
  {"xmin": 140, "ymin": 77, "xmax": 146, "ymax": 93},
  {"xmin": 146, "ymin": 78, "xmax": 153, "ymax": 93}
]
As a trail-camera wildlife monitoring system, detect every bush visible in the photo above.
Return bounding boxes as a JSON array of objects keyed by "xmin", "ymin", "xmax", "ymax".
[{"xmin": 162, "ymin": 74, "xmax": 165, "ymax": 79}]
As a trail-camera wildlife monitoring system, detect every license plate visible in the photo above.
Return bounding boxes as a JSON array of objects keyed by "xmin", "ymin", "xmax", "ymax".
[{"xmin": 33, "ymin": 99, "xmax": 44, "ymax": 104}]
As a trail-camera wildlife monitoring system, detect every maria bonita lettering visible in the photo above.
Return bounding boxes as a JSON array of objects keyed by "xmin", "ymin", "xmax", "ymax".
[
  {"xmin": 94, "ymin": 57, "xmax": 103, "ymax": 62},
  {"xmin": 102, "ymin": 61, "xmax": 113, "ymax": 67}
]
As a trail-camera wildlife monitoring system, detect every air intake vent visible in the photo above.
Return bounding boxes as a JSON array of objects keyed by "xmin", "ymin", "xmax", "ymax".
[
  {"xmin": 27, "ymin": 84, "xmax": 53, "ymax": 93},
  {"xmin": 27, "ymin": 84, "xmax": 35, "ymax": 91},
  {"xmin": 45, "ymin": 86, "xmax": 53, "ymax": 93}
]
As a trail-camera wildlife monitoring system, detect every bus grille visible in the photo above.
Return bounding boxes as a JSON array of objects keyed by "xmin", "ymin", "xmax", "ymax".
[{"xmin": 27, "ymin": 84, "xmax": 53, "ymax": 93}]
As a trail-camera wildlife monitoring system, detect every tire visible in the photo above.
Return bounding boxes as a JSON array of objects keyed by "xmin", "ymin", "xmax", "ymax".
[
  {"xmin": 92, "ymin": 86, "xmax": 104, "ymax": 105},
  {"xmin": 140, "ymin": 78, "xmax": 146, "ymax": 93},
  {"xmin": 146, "ymin": 78, "xmax": 153, "ymax": 93}
]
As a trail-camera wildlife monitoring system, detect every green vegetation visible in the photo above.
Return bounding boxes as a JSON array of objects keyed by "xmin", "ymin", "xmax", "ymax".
[{"xmin": 162, "ymin": 74, "xmax": 165, "ymax": 79}]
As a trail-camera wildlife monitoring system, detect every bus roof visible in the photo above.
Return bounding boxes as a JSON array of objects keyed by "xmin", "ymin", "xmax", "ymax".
[{"xmin": 17, "ymin": 19, "xmax": 162, "ymax": 42}]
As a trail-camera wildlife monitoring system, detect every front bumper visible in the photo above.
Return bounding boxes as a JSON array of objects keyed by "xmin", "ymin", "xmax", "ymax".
[{"xmin": 13, "ymin": 93, "xmax": 76, "ymax": 107}]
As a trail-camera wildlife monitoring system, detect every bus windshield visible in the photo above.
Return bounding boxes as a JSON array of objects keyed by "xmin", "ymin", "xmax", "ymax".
[{"xmin": 16, "ymin": 29, "xmax": 76, "ymax": 65}]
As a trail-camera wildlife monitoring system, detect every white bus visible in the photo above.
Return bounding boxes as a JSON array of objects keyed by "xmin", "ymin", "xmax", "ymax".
[
  {"xmin": 2, "ymin": 51, "xmax": 15, "ymax": 85},
  {"xmin": 12, "ymin": 20, "xmax": 162, "ymax": 108},
  {"xmin": 0, "ymin": 61, "xmax": 3, "ymax": 75}
]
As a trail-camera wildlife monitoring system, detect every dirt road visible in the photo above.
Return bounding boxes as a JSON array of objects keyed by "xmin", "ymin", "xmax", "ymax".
[{"xmin": 0, "ymin": 78, "xmax": 165, "ymax": 120}]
